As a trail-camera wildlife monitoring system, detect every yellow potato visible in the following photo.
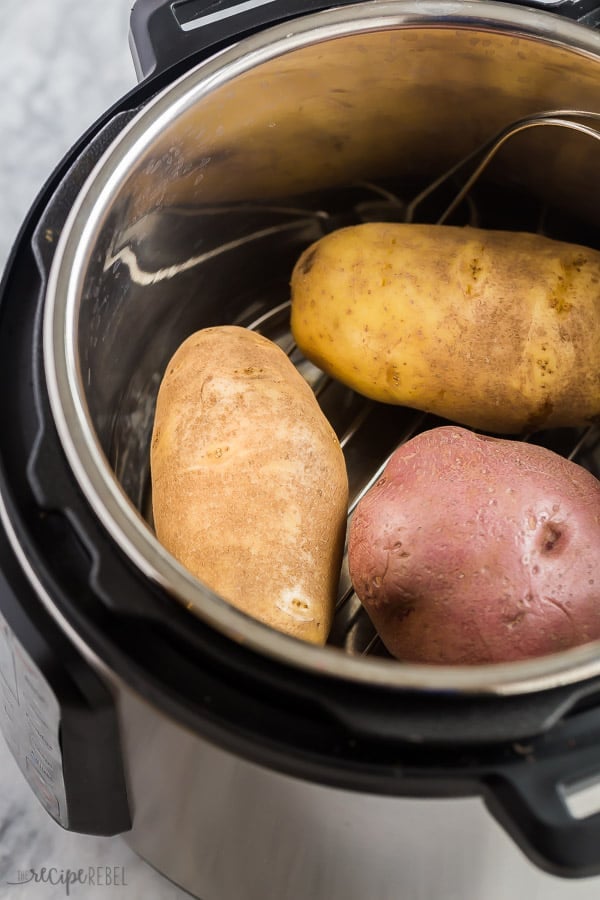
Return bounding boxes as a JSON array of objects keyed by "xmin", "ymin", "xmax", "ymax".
[
  {"xmin": 151, "ymin": 325, "xmax": 348, "ymax": 644},
  {"xmin": 290, "ymin": 222, "xmax": 600, "ymax": 434}
]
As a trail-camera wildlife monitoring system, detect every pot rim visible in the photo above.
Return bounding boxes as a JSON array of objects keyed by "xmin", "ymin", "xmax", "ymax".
[{"xmin": 43, "ymin": 0, "xmax": 600, "ymax": 696}]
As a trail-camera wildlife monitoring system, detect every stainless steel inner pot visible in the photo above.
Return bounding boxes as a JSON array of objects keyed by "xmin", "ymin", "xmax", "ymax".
[{"xmin": 44, "ymin": 0, "xmax": 600, "ymax": 695}]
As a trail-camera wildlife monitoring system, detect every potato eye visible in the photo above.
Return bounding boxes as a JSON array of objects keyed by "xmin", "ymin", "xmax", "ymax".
[{"xmin": 540, "ymin": 522, "xmax": 563, "ymax": 554}]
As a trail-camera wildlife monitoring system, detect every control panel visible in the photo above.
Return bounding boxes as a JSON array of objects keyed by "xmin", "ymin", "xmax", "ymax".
[
  {"xmin": 0, "ymin": 606, "xmax": 68, "ymax": 826},
  {"xmin": 0, "ymin": 528, "xmax": 130, "ymax": 836}
]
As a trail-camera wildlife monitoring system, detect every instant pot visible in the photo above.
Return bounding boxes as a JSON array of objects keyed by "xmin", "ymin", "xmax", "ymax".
[{"xmin": 3, "ymin": 1, "xmax": 600, "ymax": 897}]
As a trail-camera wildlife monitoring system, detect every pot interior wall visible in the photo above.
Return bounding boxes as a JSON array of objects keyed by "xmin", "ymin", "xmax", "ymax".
[{"xmin": 76, "ymin": 23, "xmax": 600, "ymax": 521}]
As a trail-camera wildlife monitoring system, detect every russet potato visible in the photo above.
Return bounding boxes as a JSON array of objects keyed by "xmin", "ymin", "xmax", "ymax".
[
  {"xmin": 290, "ymin": 222, "xmax": 600, "ymax": 434},
  {"xmin": 151, "ymin": 325, "xmax": 348, "ymax": 644}
]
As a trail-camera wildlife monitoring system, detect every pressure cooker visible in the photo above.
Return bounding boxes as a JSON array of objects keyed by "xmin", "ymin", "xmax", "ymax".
[{"xmin": 3, "ymin": 1, "xmax": 600, "ymax": 897}]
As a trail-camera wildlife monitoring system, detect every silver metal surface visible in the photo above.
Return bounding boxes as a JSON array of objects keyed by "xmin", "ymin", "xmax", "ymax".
[
  {"xmin": 116, "ymin": 677, "xmax": 600, "ymax": 900},
  {"xmin": 43, "ymin": 1, "xmax": 600, "ymax": 695}
]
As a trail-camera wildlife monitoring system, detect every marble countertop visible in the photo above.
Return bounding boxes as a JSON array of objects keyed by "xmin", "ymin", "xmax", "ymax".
[{"xmin": 0, "ymin": 2, "xmax": 189, "ymax": 897}]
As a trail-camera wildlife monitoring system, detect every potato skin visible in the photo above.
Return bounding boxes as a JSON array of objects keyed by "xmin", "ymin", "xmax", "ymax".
[
  {"xmin": 290, "ymin": 222, "xmax": 600, "ymax": 434},
  {"xmin": 348, "ymin": 426, "xmax": 600, "ymax": 664},
  {"xmin": 151, "ymin": 325, "xmax": 348, "ymax": 644}
]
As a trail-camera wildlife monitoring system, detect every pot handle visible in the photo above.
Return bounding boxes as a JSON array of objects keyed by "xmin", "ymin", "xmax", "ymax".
[
  {"xmin": 484, "ymin": 704, "xmax": 600, "ymax": 877},
  {"xmin": 129, "ymin": 0, "xmax": 364, "ymax": 80}
]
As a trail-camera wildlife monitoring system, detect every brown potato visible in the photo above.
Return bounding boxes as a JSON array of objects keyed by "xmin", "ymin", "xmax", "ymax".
[
  {"xmin": 151, "ymin": 325, "xmax": 348, "ymax": 644},
  {"xmin": 348, "ymin": 426, "xmax": 600, "ymax": 664},
  {"xmin": 290, "ymin": 222, "xmax": 600, "ymax": 434}
]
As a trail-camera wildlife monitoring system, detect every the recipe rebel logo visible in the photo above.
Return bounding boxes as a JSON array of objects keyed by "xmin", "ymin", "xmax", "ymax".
[{"xmin": 7, "ymin": 866, "xmax": 128, "ymax": 895}]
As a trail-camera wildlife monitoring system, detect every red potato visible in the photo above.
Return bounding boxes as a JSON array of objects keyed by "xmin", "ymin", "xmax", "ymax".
[{"xmin": 348, "ymin": 426, "xmax": 600, "ymax": 664}]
